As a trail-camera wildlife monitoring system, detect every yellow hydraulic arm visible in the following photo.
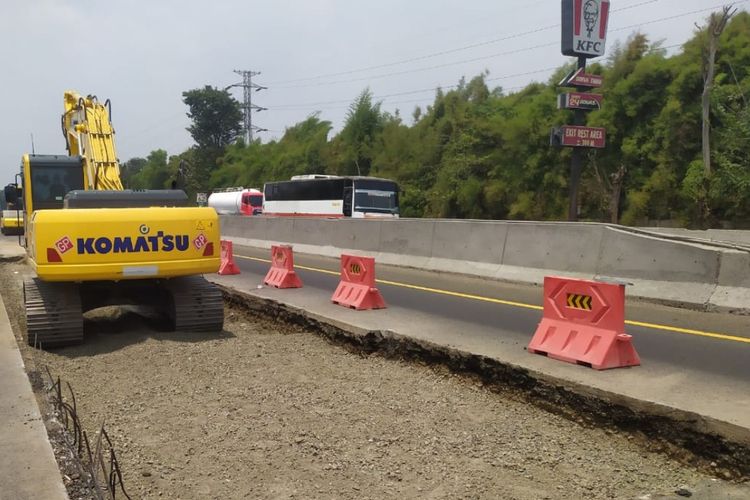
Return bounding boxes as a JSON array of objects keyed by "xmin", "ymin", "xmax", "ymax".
[{"xmin": 61, "ymin": 91, "xmax": 124, "ymax": 190}]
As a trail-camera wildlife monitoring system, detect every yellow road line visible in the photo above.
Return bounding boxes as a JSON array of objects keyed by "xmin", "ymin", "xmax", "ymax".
[
  {"xmin": 374, "ymin": 277, "xmax": 542, "ymax": 311},
  {"xmin": 237, "ymin": 255, "xmax": 341, "ymax": 276},
  {"xmin": 235, "ymin": 254, "xmax": 750, "ymax": 345},
  {"xmin": 624, "ymin": 321, "xmax": 750, "ymax": 344}
]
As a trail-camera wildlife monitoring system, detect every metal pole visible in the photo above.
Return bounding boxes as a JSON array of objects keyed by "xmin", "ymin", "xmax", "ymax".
[
  {"xmin": 568, "ymin": 56, "xmax": 587, "ymax": 221},
  {"xmin": 247, "ymin": 72, "xmax": 253, "ymax": 143}
]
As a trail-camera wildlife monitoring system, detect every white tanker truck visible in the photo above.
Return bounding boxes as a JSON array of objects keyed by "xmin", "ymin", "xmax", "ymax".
[{"xmin": 208, "ymin": 188, "xmax": 263, "ymax": 216}]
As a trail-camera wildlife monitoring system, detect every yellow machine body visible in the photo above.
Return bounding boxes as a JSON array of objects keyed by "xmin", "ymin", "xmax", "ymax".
[
  {"xmin": 20, "ymin": 91, "xmax": 221, "ymax": 283},
  {"xmin": 27, "ymin": 206, "xmax": 220, "ymax": 282}
]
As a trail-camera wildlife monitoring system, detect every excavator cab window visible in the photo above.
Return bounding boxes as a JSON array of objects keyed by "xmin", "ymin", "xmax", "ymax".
[{"xmin": 28, "ymin": 157, "xmax": 84, "ymax": 210}]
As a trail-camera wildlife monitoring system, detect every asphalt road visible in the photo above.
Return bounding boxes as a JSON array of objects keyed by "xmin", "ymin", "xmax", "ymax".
[
  {"xmin": 4, "ymin": 233, "xmax": 747, "ymax": 381},
  {"xmin": 232, "ymin": 244, "xmax": 750, "ymax": 382}
]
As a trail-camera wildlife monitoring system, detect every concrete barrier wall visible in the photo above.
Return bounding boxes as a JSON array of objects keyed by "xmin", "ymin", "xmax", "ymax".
[
  {"xmin": 378, "ymin": 219, "xmax": 436, "ymax": 257},
  {"xmin": 431, "ymin": 220, "xmax": 507, "ymax": 264},
  {"xmin": 641, "ymin": 227, "xmax": 750, "ymax": 246},
  {"xmin": 597, "ymin": 228, "xmax": 720, "ymax": 283},
  {"xmin": 503, "ymin": 223, "xmax": 604, "ymax": 273},
  {"xmin": 220, "ymin": 216, "xmax": 750, "ymax": 312}
]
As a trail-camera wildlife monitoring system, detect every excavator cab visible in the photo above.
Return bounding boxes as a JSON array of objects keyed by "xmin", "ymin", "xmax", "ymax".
[{"xmin": 23, "ymin": 156, "xmax": 82, "ymax": 209}]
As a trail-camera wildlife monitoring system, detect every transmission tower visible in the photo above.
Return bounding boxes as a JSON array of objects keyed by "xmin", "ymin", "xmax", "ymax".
[{"xmin": 226, "ymin": 70, "xmax": 267, "ymax": 143}]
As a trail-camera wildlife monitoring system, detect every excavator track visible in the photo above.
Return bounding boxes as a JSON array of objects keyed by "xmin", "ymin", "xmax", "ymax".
[
  {"xmin": 23, "ymin": 278, "xmax": 84, "ymax": 348},
  {"xmin": 165, "ymin": 276, "xmax": 224, "ymax": 332}
]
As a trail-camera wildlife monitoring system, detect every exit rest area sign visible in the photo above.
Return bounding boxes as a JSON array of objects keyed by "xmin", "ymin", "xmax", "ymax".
[{"xmin": 551, "ymin": 126, "xmax": 607, "ymax": 148}]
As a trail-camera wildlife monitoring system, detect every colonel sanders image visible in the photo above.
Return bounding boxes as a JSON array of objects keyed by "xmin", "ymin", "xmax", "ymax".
[{"xmin": 583, "ymin": 0, "xmax": 599, "ymax": 37}]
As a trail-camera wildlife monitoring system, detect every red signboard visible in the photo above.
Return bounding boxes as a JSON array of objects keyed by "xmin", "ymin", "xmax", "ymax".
[
  {"xmin": 558, "ymin": 91, "xmax": 603, "ymax": 111},
  {"xmin": 560, "ymin": 126, "xmax": 606, "ymax": 148},
  {"xmin": 559, "ymin": 67, "xmax": 603, "ymax": 88}
]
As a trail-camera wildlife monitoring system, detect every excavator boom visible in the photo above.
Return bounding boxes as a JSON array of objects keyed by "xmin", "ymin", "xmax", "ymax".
[{"xmin": 62, "ymin": 91, "xmax": 123, "ymax": 190}]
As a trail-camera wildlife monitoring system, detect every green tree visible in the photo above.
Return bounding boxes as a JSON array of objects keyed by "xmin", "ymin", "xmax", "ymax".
[
  {"xmin": 182, "ymin": 86, "xmax": 243, "ymax": 191},
  {"xmin": 586, "ymin": 34, "xmax": 672, "ymax": 223},
  {"xmin": 120, "ymin": 157, "xmax": 147, "ymax": 189},
  {"xmin": 336, "ymin": 89, "xmax": 384, "ymax": 176},
  {"xmin": 125, "ymin": 150, "xmax": 170, "ymax": 190}
]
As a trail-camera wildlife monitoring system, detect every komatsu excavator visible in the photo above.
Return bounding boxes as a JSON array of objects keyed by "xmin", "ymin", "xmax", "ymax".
[{"xmin": 14, "ymin": 91, "xmax": 223, "ymax": 348}]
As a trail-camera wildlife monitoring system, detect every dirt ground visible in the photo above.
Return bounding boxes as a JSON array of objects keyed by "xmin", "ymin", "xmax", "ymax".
[{"xmin": 1, "ymin": 260, "xmax": 747, "ymax": 500}]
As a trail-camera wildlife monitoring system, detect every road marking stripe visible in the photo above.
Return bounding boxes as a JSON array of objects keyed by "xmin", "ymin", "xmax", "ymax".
[
  {"xmin": 623, "ymin": 321, "xmax": 750, "ymax": 344},
  {"xmin": 374, "ymin": 278, "xmax": 543, "ymax": 310},
  {"xmin": 235, "ymin": 254, "xmax": 750, "ymax": 345}
]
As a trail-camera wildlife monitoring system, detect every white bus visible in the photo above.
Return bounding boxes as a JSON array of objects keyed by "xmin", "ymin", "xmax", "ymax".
[{"xmin": 262, "ymin": 175, "xmax": 399, "ymax": 218}]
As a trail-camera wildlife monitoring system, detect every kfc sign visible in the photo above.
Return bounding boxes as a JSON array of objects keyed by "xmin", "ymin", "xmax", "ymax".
[{"xmin": 562, "ymin": 0, "xmax": 611, "ymax": 58}]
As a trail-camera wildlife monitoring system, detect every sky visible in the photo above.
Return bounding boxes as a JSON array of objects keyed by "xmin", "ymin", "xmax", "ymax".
[{"xmin": 0, "ymin": 0, "xmax": 746, "ymax": 181}]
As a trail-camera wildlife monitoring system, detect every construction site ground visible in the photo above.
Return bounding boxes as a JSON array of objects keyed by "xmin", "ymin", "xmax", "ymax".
[{"xmin": 1, "ymin": 257, "xmax": 748, "ymax": 499}]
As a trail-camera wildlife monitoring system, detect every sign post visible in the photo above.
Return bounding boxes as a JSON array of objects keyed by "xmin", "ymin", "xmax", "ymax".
[{"xmin": 555, "ymin": 0, "xmax": 610, "ymax": 221}]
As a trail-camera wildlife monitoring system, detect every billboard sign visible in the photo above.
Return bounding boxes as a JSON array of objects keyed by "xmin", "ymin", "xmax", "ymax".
[
  {"xmin": 562, "ymin": 0, "xmax": 611, "ymax": 58},
  {"xmin": 558, "ymin": 92, "xmax": 603, "ymax": 110},
  {"xmin": 551, "ymin": 126, "xmax": 606, "ymax": 148},
  {"xmin": 558, "ymin": 67, "xmax": 604, "ymax": 88}
]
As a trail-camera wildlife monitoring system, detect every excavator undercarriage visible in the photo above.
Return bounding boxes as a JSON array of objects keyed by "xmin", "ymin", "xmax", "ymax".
[{"xmin": 23, "ymin": 276, "xmax": 224, "ymax": 347}]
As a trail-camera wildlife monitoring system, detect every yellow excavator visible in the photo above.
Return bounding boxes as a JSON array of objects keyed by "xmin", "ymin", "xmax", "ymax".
[{"xmin": 10, "ymin": 91, "xmax": 223, "ymax": 348}]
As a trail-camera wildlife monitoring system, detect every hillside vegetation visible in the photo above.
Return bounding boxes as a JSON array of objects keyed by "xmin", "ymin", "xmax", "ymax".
[{"xmin": 122, "ymin": 13, "xmax": 750, "ymax": 227}]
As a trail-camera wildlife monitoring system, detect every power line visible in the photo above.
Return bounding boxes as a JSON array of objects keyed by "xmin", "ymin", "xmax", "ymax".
[
  {"xmin": 611, "ymin": 0, "xmax": 748, "ymax": 34},
  {"xmin": 267, "ymin": 82, "xmax": 543, "ymax": 123},
  {"xmin": 271, "ymin": 29, "xmax": 557, "ymax": 88},
  {"xmin": 267, "ymin": 38, "xmax": 686, "ymax": 112},
  {"xmin": 264, "ymin": 41, "xmax": 685, "ymax": 114},
  {"xmin": 268, "ymin": 0, "xmax": 663, "ymax": 86},
  {"xmin": 268, "ymin": 67, "xmax": 558, "ymax": 110},
  {"xmin": 269, "ymin": 1, "xmax": 743, "ymax": 90},
  {"xmin": 274, "ymin": 42, "xmax": 559, "ymax": 90}
]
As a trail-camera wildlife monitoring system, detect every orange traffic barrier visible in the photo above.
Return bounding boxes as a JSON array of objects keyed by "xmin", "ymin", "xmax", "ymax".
[
  {"xmin": 218, "ymin": 240, "xmax": 241, "ymax": 275},
  {"xmin": 331, "ymin": 254, "xmax": 386, "ymax": 310},
  {"xmin": 527, "ymin": 276, "xmax": 640, "ymax": 370},
  {"xmin": 263, "ymin": 245, "xmax": 303, "ymax": 289}
]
